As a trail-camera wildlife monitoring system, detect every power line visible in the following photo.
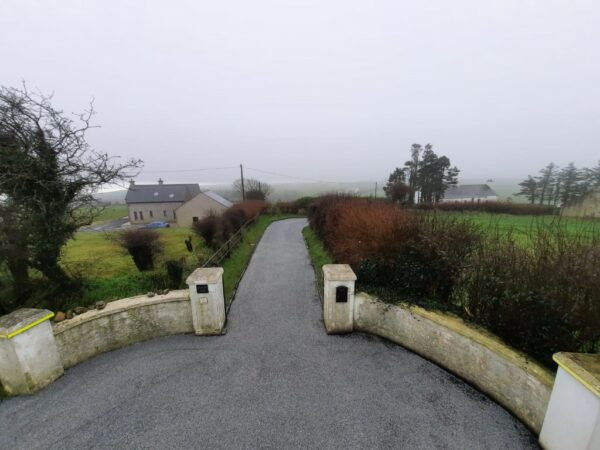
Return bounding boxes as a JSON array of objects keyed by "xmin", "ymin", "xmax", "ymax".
[
  {"xmin": 140, "ymin": 166, "xmax": 238, "ymax": 174},
  {"xmin": 243, "ymin": 166, "xmax": 317, "ymax": 182}
]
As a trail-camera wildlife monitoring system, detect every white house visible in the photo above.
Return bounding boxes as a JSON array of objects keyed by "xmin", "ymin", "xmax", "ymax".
[{"xmin": 441, "ymin": 184, "xmax": 498, "ymax": 203}]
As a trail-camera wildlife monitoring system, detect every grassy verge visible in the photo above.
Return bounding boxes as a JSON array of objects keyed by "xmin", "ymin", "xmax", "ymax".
[
  {"xmin": 222, "ymin": 214, "xmax": 299, "ymax": 306},
  {"xmin": 302, "ymin": 226, "xmax": 333, "ymax": 299}
]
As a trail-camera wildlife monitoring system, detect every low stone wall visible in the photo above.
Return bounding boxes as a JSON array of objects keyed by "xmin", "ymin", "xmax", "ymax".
[
  {"xmin": 353, "ymin": 292, "xmax": 555, "ymax": 434},
  {"xmin": 53, "ymin": 291, "xmax": 193, "ymax": 369}
]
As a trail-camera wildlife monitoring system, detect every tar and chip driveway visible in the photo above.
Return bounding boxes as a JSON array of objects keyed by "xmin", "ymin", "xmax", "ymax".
[{"xmin": 0, "ymin": 219, "xmax": 536, "ymax": 449}]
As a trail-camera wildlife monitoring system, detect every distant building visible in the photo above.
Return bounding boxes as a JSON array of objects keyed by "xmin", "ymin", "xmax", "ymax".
[
  {"xmin": 175, "ymin": 190, "xmax": 232, "ymax": 227},
  {"xmin": 125, "ymin": 179, "xmax": 232, "ymax": 226},
  {"xmin": 441, "ymin": 184, "xmax": 498, "ymax": 203},
  {"xmin": 562, "ymin": 188, "xmax": 600, "ymax": 218}
]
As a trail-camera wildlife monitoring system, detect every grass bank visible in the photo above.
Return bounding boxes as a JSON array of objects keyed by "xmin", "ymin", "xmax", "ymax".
[{"xmin": 302, "ymin": 226, "xmax": 333, "ymax": 299}]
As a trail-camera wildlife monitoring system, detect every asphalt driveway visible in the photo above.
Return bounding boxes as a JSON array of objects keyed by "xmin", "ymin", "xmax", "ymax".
[{"xmin": 0, "ymin": 219, "xmax": 536, "ymax": 449}]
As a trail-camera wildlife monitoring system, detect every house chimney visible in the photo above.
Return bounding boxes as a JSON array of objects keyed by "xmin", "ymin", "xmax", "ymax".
[
  {"xmin": 129, "ymin": 179, "xmax": 135, "ymax": 188},
  {"xmin": 158, "ymin": 178, "xmax": 164, "ymax": 185}
]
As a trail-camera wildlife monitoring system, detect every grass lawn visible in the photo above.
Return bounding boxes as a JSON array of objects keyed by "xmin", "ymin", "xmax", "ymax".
[
  {"xmin": 302, "ymin": 226, "xmax": 333, "ymax": 299},
  {"xmin": 62, "ymin": 227, "xmax": 208, "ymax": 279}
]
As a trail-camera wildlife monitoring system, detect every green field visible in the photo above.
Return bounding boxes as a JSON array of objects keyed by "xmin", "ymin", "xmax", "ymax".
[
  {"xmin": 62, "ymin": 227, "xmax": 208, "ymax": 279},
  {"xmin": 447, "ymin": 212, "xmax": 600, "ymax": 239},
  {"xmin": 90, "ymin": 204, "xmax": 128, "ymax": 225}
]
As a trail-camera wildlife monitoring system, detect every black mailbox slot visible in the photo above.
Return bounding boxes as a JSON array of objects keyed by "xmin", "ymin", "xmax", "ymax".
[
  {"xmin": 335, "ymin": 286, "xmax": 348, "ymax": 303},
  {"xmin": 196, "ymin": 284, "xmax": 209, "ymax": 294}
]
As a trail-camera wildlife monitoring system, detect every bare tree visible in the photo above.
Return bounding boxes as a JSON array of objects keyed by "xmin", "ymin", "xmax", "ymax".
[
  {"xmin": 232, "ymin": 178, "xmax": 272, "ymax": 201},
  {"xmin": 0, "ymin": 85, "xmax": 142, "ymax": 295}
]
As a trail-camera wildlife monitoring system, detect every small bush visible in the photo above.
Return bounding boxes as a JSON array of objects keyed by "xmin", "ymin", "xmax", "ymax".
[
  {"xmin": 165, "ymin": 260, "xmax": 184, "ymax": 288},
  {"xmin": 193, "ymin": 212, "xmax": 221, "ymax": 249},
  {"xmin": 114, "ymin": 228, "xmax": 162, "ymax": 271}
]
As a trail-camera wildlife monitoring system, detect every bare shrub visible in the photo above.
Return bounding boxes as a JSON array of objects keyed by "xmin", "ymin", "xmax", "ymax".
[
  {"xmin": 454, "ymin": 223, "xmax": 600, "ymax": 364},
  {"xmin": 114, "ymin": 228, "xmax": 162, "ymax": 271}
]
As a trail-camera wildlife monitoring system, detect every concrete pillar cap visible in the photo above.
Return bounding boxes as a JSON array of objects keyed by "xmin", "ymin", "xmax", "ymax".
[
  {"xmin": 323, "ymin": 264, "xmax": 357, "ymax": 281},
  {"xmin": 0, "ymin": 308, "xmax": 54, "ymax": 340},
  {"xmin": 186, "ymin": 267, "xmax": 224, "ymax": 285},
  {"xmin": 553, "ymin": 352, "xmax": 600, "ymax": 397}
]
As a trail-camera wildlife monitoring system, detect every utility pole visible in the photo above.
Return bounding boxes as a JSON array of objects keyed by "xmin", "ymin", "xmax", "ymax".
[{"xmin": 240, "ymin": 164, "xmax": 246, "ymax": 200}]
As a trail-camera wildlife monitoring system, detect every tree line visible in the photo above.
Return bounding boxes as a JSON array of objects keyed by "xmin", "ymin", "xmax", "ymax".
[
  {"xmin": 383, "ymin": 143, "xmax": 459, "ymax": 204},
  {"xmin": 516, "ymin": 162, "xmax": 600, "ymax": 206}
]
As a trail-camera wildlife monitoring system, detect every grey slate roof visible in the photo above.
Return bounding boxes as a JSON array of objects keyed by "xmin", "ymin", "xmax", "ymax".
[
  {"xmin": 125, "ymin": 183, "xmax": 201, "ymax": 204},
  {"xmin": 443, "ymin": 184, "xmax": 497, "ymax": 200},
  {"xmin": 203, "ymin": 191, "xmax": 233, "ymax": 208}
]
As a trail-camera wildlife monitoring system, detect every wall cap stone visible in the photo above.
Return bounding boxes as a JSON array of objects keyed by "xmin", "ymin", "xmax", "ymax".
[
  {"xmin": 323, "ymin": 264, "xmax": 357, "ymax": 281},
  {"xmin": 356, "ymin": 292, "xmax": 554, "ymax": 388},
  {"xmin": 186, "ymin": 267, "xmax": 224, "ymax": 284},
  {"xmin": 53, "ymin": 290, "xmax": 189, "ymax": 335},
  {"xmin": 553, "ymin": 352, "xmax": 600, "ymax": 397},
  {"xmin": 0, "ymin": 308, "xmax": 54, "ymax": 339}
]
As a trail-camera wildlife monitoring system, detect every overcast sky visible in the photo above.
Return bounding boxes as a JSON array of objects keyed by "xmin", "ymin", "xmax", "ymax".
[{"xmin": 1, "ymin": 1, "xmax": 599, "ymax": 185}]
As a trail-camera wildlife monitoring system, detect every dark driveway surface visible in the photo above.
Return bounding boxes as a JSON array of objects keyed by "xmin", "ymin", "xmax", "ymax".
[
  {"xmin": 0, "ymin": 219, "xmax": 536, "ymax": 449},
  {"xmin": 79, "ymin": 217, "xmax": 129, "ymax": 232}
]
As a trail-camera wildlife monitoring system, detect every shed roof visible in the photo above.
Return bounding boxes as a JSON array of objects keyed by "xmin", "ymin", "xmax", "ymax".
[
  {"xmin": 443, "ymin": 184, "xmax": 497, "ymax": 200},
  {"xmin": 125, "ymin": 183, "xmax": 201, "ymax": 204},
  {"xmin": 202, "ymin": 191, "xmax": 233, "ymax": 208}
]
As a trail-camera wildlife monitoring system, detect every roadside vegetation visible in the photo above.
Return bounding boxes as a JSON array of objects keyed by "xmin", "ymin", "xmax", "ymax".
[
  {"xmin": 306, "ymin": 195, "xmax": 600, "ymax": 367},
  {"xmin": 302, "ymin": 226, "xmax": 333, "ymax": 298}
]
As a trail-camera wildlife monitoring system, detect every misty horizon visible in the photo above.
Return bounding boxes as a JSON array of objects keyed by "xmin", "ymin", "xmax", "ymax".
[{"xmin": 2, "ymin": 1, "xmax": 599, "ymax": 185}]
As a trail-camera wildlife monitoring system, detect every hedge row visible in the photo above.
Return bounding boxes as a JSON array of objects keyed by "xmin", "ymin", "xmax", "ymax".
[
  {"xmin": 308, "ymin": 195, "xmax": 600, "ymax": 366},
  {"xmin": 192, "ymin": 200, "xmax": 267, "ymax": 250}
]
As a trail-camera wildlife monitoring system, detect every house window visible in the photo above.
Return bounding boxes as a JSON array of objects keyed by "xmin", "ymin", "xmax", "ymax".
[
  {"xmin": 134, "ymin": 211, "xmax": 138, "ymax": 221},
  {"xmin": 192, "ymin": 217, "xmax": 199, "ymax": 223},
  {"xmin": 149, "ymin": 210, "xmax": 153, "ymax": 218},
  {"xmin": 173, "ymin": 210, "xmax": 177, "ymax": 220},
  {"xmin": 163, "ymin": 210, "xmax": 167, "ymax": 217},
  {"xmin": 140, "ymin": 211, "xmax": 144, "ymax": 221}
]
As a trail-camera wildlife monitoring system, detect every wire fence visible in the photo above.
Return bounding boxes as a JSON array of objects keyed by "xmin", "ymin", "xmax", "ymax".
[{"xmin": 200, "ymin": 215, "xmax": 257, "ymax": 268}]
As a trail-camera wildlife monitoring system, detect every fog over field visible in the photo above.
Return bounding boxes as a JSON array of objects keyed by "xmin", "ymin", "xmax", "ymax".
[{"xmin": 1, "ymin": 1, "xmax": 599, "ymax": 185}]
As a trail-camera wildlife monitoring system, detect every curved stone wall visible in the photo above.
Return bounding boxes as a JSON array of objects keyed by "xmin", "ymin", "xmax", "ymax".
[
  {"xmin": 53, "ymin": 291, "xmax": 193, "ymax": 369},
  {"xmin": 353, "ymin": 292, "xmax": 554, "ymax": 434}
]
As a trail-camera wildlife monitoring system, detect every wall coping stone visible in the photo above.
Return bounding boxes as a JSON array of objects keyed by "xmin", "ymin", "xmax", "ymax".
[
  {"xmin": 53, "ymin": 290, "xmax": 189, "ymax": 335},
  {"xmin": 553, "ymin": 352, "xmax": 600, "ymax": 397},
  {"xmin": 0, "ymin": 308, "xmax": 54, "ymax": 339}
]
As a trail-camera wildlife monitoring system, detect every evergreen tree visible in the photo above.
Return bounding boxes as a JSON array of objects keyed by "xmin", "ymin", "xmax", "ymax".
[{"xmin": 515, "ymin": 176, "xmax": 538, "ymax": 204}]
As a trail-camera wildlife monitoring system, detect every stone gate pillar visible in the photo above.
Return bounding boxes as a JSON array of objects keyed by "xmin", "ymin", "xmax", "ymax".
[
  {"xmin": 323, "ymin": 264, "xmax": 356, "ymax": 334},
  {"xmin": 186, "ymin": 267, "xmax": 226, "ymax": 335},
  {"xmin": 0, "ymin": 309, "xmax": 64, "ymax": 395}
]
